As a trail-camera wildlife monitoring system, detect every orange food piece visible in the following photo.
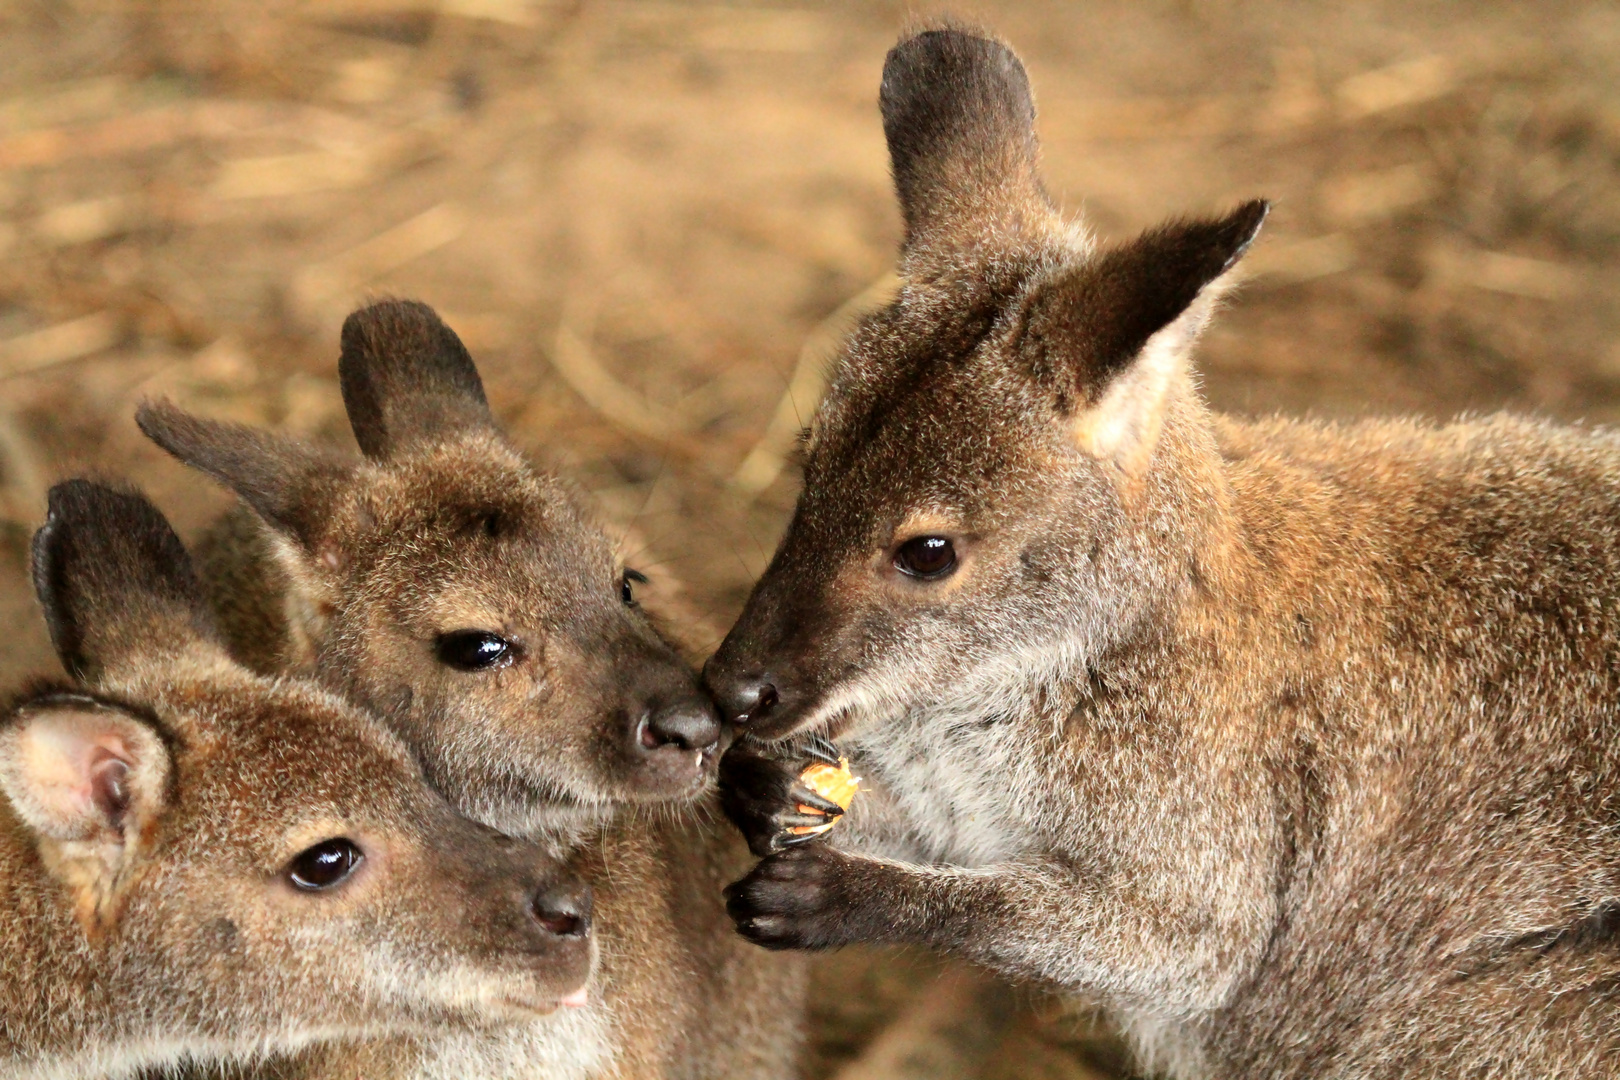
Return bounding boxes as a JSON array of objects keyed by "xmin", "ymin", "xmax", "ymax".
[{"xmin": 788, "ymin": 756, "xmax": 859, "ymax": 836}]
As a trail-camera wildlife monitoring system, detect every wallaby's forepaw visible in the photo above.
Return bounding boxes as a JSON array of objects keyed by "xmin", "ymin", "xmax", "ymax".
[
  {"xmin": 719, "ymin": 741, "xmax": 845, "ymax": 856},
  {"xmin": 724, "ymin": 843, "xmax": 865, "ymax": 950}
]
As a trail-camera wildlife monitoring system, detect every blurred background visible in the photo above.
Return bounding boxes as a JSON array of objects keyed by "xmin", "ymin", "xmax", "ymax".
[{"xmin": 5, "ymin": 1, "xmax": 1620, "ymax": 1076}]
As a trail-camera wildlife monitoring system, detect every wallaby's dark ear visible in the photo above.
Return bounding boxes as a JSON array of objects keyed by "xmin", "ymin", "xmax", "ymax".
[
  {"xmin": 881, "ymin": 27, "xmax": 1049, "ymax": 265},
  {"xmin": 1022, "ymin": 199, "xmax": 1269, "ymax": 475},
  {"xmin": 31, "ymin": 480, "xmax": 221, "ymax": 681},
  {"xmin": 339, "ymin": 299, "xmax": 494, "ymax": 460},
  {"xmin": 137, "ymin": 399, "xmax": 344, "ymax": 550}
]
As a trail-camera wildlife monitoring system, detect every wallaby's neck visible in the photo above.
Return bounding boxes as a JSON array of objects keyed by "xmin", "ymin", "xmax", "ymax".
[
  {"xmin": 1100, "ymin": 388, "xmax": 1241, "ymax": 649},
  {"xmin": 0, "ymin": 818, "xmax": 106, "ymax": 1064}
]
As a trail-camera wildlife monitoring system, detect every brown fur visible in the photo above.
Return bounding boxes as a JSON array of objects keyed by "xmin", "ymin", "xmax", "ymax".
[
  {"xmin": 708, "ymin": 26, "xmax": 1620, "ymax": 1079},
  {"xmin": 140, "ymin": 302, "xmax": 804, "ymax": 1080},
  {"xmin": 2, "ymin": 480, "xmax": 592, "ymax": 1079}
]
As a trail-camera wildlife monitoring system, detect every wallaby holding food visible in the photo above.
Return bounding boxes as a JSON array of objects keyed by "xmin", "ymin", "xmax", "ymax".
[
  {"xmin": 1, "ymin": 480, "xmax": 593, "ymax": 1080},
  {"xmin": 138, "ymin": 300, "xmax": 804, "ymax": 1080},
  {"xmin": 707, "ymin": 25, "xmax": 1620, "ymax": 1080}
]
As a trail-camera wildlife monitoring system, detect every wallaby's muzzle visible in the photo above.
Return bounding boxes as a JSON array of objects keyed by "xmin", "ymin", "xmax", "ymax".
[
  {"xmin": 705, "ymin": 666, "xmax": 784, "ymax": 732},
  {"xmin": 428, "ymin": 812, "xmax": 597, "ymax": 1014},
  {"xmin": 705, "ymin": 643, "xmax": 829, "ymax": 743},
  {"xmin": 703, "ymin": 551, "xmax": 852, "ymax": 742}
]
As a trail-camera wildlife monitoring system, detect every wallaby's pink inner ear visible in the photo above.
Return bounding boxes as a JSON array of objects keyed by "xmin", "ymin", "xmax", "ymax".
[{"xmin": 0, "ymin": 700, "xmax": 169, "ymax": 845}]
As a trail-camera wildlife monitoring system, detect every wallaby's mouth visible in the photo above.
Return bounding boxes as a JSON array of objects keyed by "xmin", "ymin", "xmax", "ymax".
[
  {"xmin": 477, "ymin": 951, "xmax": 595, "ymax": 1021},
  {"xmin": 705, "ymin": 648, "xmax": 886, "ymax": 743},
  {"xmin": 613, "ymin": 744, "xmax": 720, "ymax": 802},
  {"xmin": 490, "ymin": 982, "xmax": 590, "ymax": 1019},
  {"xmin": 739, "ymin": 689, "xmax": 868, "ymax": 744},
  {"xmin": 492, "ymin": 996, "xmax": 564, "ymax": 1019}
]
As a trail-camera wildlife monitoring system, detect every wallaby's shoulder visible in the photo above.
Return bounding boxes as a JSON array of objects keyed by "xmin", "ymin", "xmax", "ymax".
[
  {"xmin": 1183, "ymin": 413, "xmax": 1620, "ymax": 693},
  {"xmin": 1221, "ymin": 410, "xmax": 1620, "ymax": 475},
  {"xmin": 1213, "ymin": 411, "xmax": 1620, "ymax": 560}
]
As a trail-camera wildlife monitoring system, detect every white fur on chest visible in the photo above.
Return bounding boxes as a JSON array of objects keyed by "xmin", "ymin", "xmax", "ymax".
[
  {"xmin": 850, "ymin": 706, "xmax": 1043, "ymax": 866},
  {"xmin": 412, "ymin": 1001, "xmax": 614, "ymax": 1080}
]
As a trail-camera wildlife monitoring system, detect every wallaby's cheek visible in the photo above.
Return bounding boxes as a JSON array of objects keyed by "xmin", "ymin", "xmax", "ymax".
[{"xmin": 198, "ymin": 914, "xmax": 242, "ymax": 954}]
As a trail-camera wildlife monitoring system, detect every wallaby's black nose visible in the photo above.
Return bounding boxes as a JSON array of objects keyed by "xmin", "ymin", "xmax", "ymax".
[
  {"xmin": 639, "ymin": 697, "xmax": 722, "ymax": 752},
  {"xmin": 708, "ymin": 674, "xmax": 778, "ymax": 726},
  {"xmin": 531, "ymin": 882, "xmax": 593, "ymax": 938}
]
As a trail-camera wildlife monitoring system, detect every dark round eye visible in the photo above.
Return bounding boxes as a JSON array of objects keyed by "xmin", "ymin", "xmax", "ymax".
[
  {"xmin": 621, "ymin": 568, "xmax": 648, "ymax": 606},
  {"xmin": 287, "ymin": 838, "xmax": 363, "ymax": 891},
  {"xmin": 893, "ymin": 536, "xmax": 957, "ymax": 580},
  {"xmin": 435, "ymin": 630, "xmax": 516, "ymax": 671}
]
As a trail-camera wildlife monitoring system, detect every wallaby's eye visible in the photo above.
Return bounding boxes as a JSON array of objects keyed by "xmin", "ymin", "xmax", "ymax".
[
  {"xmin": 894, "ymin": 536, "xmax": 957, "ymax": 580},
  {"xmin": 621, "ymin": 568, "xmax": 648, "ymax": 606},
  {"xmin": 287, "ymin": 838, "xmax": 363, "ymax": 891},
  {"xmin": 435, "ymin": 630, "xmax": 517, "ymax": 671}
]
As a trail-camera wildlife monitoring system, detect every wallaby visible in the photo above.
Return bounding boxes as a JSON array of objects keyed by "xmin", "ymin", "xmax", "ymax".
[
  {"xmin": 137, "ymin": 301, "xmax": 804, "ymax": 1080},
  {"xmin": 1, "ymin": 480, "xmax": 593, "ymax": 1080},
  {"xmin": 707, "ymin": 25, "xmax": 1620, "ymax": 1080}
]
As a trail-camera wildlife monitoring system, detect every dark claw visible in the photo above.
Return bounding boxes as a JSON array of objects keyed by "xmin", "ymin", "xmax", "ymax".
[
  {"xmin": 788, "ymin": 783, "xmax": 844, "ymax": 817},
  {"xmin": 720, "ymin": 739, "xmax": 850, "ymax": 855},
  {"xmin": 778, "ymin": 810, "xmax": 838, "ymax": 830}
]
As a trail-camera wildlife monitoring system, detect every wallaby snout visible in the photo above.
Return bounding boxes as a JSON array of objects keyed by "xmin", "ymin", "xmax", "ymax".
[
  {"xmin": 705, "ymin": 636, "xmax": 806, "ymax": 741},
  {"xmin": 707, "ymin": 658, "xmax": 844, "ymax": 744},
  {"xmin": 705, "ymin": 547, "xmax": 881, "ymax": 742},
  {"xmin": 641, "ymin": 697, "xmax": 722, "ymax": 752},
  {"xmin": 621, "ymin": 632, "xmax": 723, "ymax": 762},
  {"xmin": 531, "ymin": 880, "xmax": 593, "ymax": 940},
  {"xmin": 426, "ymin": 812, "xmax": 596, "ymax": 1012},
  {"xmin": 705, "ymin": 667, "xmax": 779, "ymax": 731}
]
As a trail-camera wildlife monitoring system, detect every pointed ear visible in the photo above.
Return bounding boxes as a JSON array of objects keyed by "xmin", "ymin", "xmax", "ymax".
[
  {"xmin": 339, "ymin": 299, "xmax": 494, "ymax": 460},
  {"xmin": 881, "ymin": 27, "xmax": 1051, "ymax": 266},
  {"xmin": 1021, "ymin": 199, "xmax": 1269, "ymax": 475},
  {"xmin": 0, "ymin": 693, "xmax": 171, "ymax": 929},
  {"xmin": 31, "ymin": 480, "xmax": 224, "ymax": 682},
  {"xmin": 137, "ymin": 399, "xmax": 347, "ymax": 552}
]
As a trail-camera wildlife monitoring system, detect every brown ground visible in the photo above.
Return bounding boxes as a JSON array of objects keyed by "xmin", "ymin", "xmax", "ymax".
[{"xmin": 4, "ymin": 1, "xmax": 1620, "ymax": 1076}]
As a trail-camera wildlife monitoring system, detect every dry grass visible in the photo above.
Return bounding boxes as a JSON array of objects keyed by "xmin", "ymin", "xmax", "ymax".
[{"xmin": 3, "ymin": 1, "xmax": 1619, "ymax": 1075}]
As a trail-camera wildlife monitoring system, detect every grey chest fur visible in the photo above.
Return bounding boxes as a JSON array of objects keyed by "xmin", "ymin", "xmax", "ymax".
[{"xmin": 849, "ymin": 705, "xmax": 1051, "ymax": 867}]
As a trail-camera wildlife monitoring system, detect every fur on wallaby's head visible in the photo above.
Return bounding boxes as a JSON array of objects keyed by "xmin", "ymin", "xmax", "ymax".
[
  {"xmin": 138, "ymin": 300, "xmax": 719, "ymax": 836},
  {"xmin": 706, "ymin": 25, "xmax": 1266, "ymax": 739},
  {"xmin": 1, "ymin": 481, "xmax": 595, "ymax": 1074}
]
